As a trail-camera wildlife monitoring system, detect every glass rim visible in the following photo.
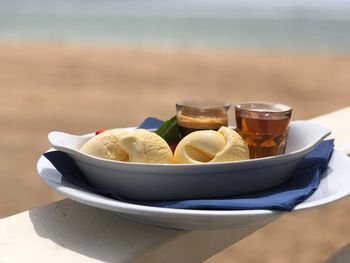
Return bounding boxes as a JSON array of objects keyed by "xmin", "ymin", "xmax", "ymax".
[
  {"xmin": 234, "ymin": 101, "xmax": 292, "ymax": 114},
  {"xmin": 176, "ymin": 98, "xmax": 231, "ymax": 110}
]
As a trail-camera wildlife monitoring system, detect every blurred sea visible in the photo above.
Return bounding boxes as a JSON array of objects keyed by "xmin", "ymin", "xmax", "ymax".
[{"xmin": 1, "ymin": 0, "xmax": 350, "ymax": 52}]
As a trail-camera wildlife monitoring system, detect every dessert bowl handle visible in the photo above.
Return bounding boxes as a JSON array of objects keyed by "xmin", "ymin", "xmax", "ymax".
[{"xmin": 48, "ymin": 131, "xmax": 92, "ymax": 154}]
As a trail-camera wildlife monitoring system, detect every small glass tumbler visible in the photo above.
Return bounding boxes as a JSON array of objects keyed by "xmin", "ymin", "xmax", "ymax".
[
  {"xmin": 176, "ymin": 99, "xmax": 231, "ymax": 138},
  {"xmin": 235, "ymin": 102, "xmax": 292, "ymax": 159}
]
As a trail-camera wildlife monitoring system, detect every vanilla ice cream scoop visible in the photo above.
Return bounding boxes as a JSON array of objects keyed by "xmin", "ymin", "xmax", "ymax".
[
  {"xmin": 80, "ymin": 129, "xmax": 129, "ymax": 161},
  {"xmin": 119, "ymin": 129, "xmax": 173, "ymax": 164},
  {"xmin": 173, "ymin": 127, "xmax": 249, "ymax": 164}
]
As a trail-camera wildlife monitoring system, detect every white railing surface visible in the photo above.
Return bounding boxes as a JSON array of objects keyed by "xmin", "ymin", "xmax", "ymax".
[{"xmin": 0, "ymin": 107, "xmax": 349, "ymax": 263}]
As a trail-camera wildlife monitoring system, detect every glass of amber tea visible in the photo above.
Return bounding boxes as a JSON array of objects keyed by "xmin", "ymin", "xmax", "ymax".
[
  {"xmin": 235, "ymin": 102, "xmax": 292, "ymax": 159},
  {"xmin": 176, "ymin": 99, "xmax": 231, "ymax": 138}
]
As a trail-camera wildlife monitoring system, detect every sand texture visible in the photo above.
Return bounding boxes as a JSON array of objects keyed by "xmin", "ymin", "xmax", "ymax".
[{"xmin": 1, "ymin": 43, "xmax": 350, "ymax": 262}]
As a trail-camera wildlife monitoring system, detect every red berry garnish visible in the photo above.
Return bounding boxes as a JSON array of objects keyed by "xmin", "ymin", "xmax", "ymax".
[{"xmin": 95, "ymin": 128, "xmax": 106, "ymax": 135}]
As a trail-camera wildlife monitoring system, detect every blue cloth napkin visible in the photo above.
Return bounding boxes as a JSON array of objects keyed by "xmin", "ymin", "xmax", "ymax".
[{"xmin": 44, "ymin": 118, "xmax": 334, "ymax": 211}]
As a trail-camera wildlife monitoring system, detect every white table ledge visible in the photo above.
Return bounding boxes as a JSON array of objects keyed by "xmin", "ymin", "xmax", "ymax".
[
  {"xmin": 1, "ymin": 107, "xmax": 349, "ymax": 262},
  {"xmin": 310, "ymin": 107, "xmax": 350, "ymax": 154},
  {"xmin": 0, "ymin": 199, "xmax": 278, "ymax": 262}
]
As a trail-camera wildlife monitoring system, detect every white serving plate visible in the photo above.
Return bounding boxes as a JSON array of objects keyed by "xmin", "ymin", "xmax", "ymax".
[
  {"xmin": 47, "ymin": 121, "xmax": 330, "ymax": 200},
  {"xmin": 37, "ymin": 149, "xmax": 350, "ymax": 230}
]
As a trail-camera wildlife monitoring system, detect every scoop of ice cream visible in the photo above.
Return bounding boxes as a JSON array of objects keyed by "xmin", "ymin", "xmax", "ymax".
[
  {"xmin": 119, "ymin": 129, "xmax": 173, "ymax": 164},
  {"xmin": 80, "ymin": 129, "xmax": 129, "ymax": 161},
  {"xmin": 211, "ymin": 127, "xmax": 250, "ymax": 162},
  {"xmin": 173, "ymin": 126, "xmax": 249, "ymax": 164}
]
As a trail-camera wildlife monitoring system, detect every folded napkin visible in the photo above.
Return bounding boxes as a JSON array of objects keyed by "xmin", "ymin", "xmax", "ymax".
[{"xmin": 44, "ymin": 118, "xmax": 334, "ymax": 211}]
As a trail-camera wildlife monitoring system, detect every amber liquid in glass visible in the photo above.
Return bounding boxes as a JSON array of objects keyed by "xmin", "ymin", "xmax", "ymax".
[
  {"xmin": 236, "ymin": 112, "xmax": 291, "ymax": 159},
  {"xmin": 177, "ymin": 114, "xmax": 228, "ymax": 138}
]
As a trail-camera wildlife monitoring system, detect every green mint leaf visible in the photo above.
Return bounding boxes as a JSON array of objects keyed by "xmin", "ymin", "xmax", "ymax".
[{"xmin": 155, "ymin": 115, "xmax": 181, "ymax": 142}]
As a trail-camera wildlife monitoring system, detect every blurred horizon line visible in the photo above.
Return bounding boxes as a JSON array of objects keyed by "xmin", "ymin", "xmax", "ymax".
[{"xmin": 1, "ymin": 0, "xmax": 350, "ymax": 52}]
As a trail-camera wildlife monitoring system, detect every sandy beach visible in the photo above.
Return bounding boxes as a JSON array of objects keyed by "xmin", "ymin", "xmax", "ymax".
[{"xmin": 1, "ymin": 42, "xmax": 350, "ymax": 262}]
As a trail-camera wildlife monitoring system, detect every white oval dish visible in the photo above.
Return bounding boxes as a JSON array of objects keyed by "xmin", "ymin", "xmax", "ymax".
[
  {"xmin": 37, "ymin": 149, "xmax": 350, "ymax": 230},
  {"xmin": 47, "ymin": 121, "xmax": 331, "ymax": 200}
]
